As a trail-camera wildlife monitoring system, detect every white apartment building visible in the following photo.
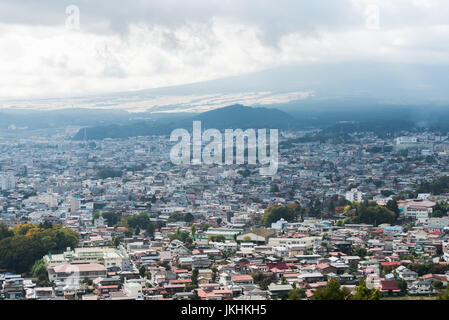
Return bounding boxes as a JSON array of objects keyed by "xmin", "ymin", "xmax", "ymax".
[
  {"xmin": 402, "ymin": 200, "xmax": 434, "ymax": 223},
  {"xmin": 43, "ymin": 247, "xmax": 127, "ymax": 268},
  {"xmin": 345, "ymin": 188, "xmax": 363, "ymax": 202},
  {"xmin": 267, "ymin": 236, "xmax": 321, "ymax": 249},
  {"xmin": 0, "ymin": 173, "xmax": 15, "ymax": 191}
]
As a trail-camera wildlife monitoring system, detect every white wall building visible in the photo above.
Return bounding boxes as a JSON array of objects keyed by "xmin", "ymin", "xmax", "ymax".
[
  {"xmin": 345, "ymin": 188, "xmax": 363, "ymax": 202},
  {"xmin": 0, "ymin": 173, "xmax": 15, "ymax": 191}
]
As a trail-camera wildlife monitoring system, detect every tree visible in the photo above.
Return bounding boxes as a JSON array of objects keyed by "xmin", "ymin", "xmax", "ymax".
[
  {"xmin": 438, "ymin": 286, "xmax": 449, "ymax": 300},
  {"xmin": 308, "ymin": 197, "xmax": 322, "ymax": 217},
  {"xmin": 432, "ymin": 201, "xmax": 449, "ymax": 217},
  {"xmin": 237, "ymin": 169, "xmax": 251, "ymax": 178},
  {"xmin": 201, "ymin": 224, "xmax": 211, "ymax": 232},
  {"xmin": 0, "ymin": 223, "xmax": 79, "ymax": 274},
  {"xmin": 191, "ymin": 269, "xmax": 199, "ymax": 286},
  {"xmin": 184, "ymin": 212, "xmax": 194, "ymax": 223},
  {"xmin": 328, "ymin": 201, "xmax": 336, "ymax": 215},
  {"xmin": 0, "ymin": 224, "xmax": 13, "ymax": 241},
  {"xmin": 262, "ymin": 205, "xmax": 296, "ymax": 226},
  {"xmin": 124, "ymin": 230, "xmax": 133, "ymax": 238},
  {"xmin": 168, "ymin": 211, "xmax": 186, "ymax": 223},
  {"xmin": 395, "ymin": 279, "xmax": 408, "ymax": 294},
  {"xmin": 381, "ymin": 190, "xmax": 395, "ymax": 197},
  {"xmin": 417, "ymin": 176, "xmax": 449, "ymax": 195},
  {"xmin": 386, "ymin": 199, "xmax": 400, "ymax": 215},
  {"xmin": 288, "ymin": 288, "xmax": 306, "ymax": 300},
  {"xmin": 92, "ymin": 212, "xmax": 101, "ymax": 222},
  {"xmin": 31, "ymin": 259, "xmax": 49, "ymax": 286},
  {"xmin": 113, "ymin": 236, "xmax": 120, "ymax": 247},
  {"xmin": 209, "ymin": 235, "xmax": 226, "ymax": 242},
  {"xmin": 347, "ymin": 202, "xmax": 397, "ymax": 226},
  {"xmin": 146, "ymin": 222, "xmax": 156, "ymax": 237},
  {"xmin": 433, "ymin": 280, "xmax": 444, "ymax": 290},
  {"xmin": 169, "ymin": 229, "xmax": 192, "ymax": 244},
  {"xmin": 251, "ymin": 271, "xmax": 276, "ymax": 290},
  {"xmin": 127, "ymin": 212, "xmax": 150, "ymax": 230},
  {"xmin": 102, "ymin": 212, "xmax": 119, "ymax": 227},
  {"xmin": 97, "ymin": 168, "xmax": 122, "ymax": 179},
  {"xmin": 189, "ymin": 290, "xmax": 201, "ymax": 300},
  {"xmin": 212, "ymin": 267, "xmax": 218, "ymax": 282},
  {"xmin": 353, "ymin": 247, "xmax": 367, "ymax": 258},
  {"xmin": 351, "ymin": 279, "xmax": 380, "ymax": 300},
  {"xmin": 139, "ymin": 265, "xmax": 146, "ymax": 278},
  {"xmin": 312, "ymin": 278, "xmax": 351, "ymax": 300}
]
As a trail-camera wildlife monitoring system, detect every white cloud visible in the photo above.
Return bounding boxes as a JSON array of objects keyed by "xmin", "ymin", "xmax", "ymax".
[{"xmin": 0, "ymin": 0, "xmax": 447, "ymax": 100}]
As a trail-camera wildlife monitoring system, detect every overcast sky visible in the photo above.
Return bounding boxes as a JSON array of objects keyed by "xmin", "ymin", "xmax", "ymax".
[{"xmin": 0, "ymin": 0, "xmax": 448, "ymax": 100}]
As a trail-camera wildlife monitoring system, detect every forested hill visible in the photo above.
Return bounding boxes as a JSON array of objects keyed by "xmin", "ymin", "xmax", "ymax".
[{"xmin": 72, "ymin": 104, "xmax": 296, "ymax": 140}]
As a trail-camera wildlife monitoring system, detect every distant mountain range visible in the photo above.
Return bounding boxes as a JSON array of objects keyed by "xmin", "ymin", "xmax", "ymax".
[
  {"xmin": 70, "ymin": 102, "xmax": 449, "ymax": 140},
  {"xmin": 72, "ymin": 104, "xmax": 296, "ymax": 140},
  {"xmin": 4, "ymin": 100, "xmax": 449, "ymax": 140}
]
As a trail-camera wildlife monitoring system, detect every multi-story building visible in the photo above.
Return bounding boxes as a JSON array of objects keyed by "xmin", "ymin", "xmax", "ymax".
[{"xmin": 43, "ymin": 247, "xmax": 127, "ymax": 269}]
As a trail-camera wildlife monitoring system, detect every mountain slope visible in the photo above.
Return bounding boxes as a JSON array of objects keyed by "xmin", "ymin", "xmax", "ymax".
[{"xmin": 73, "ymin": 104, "xmax": 295, "ymax": 140}]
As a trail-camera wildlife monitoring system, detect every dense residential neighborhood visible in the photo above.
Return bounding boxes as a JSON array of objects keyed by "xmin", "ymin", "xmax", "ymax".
[{"xmin": 1, "ymin": 130, "xmax": 449, "ymax": 300}]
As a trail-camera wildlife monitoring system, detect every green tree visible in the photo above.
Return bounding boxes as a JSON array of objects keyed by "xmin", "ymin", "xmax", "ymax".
[
  {"xmin": 0, "ymin": 224, "xmax": 13, "ymax": 240},
  {"xmin": 97, "ymin": 168, "xmax": 123, "ymax": 179},
  {"xmin": 31, "ymin": 259, "xmax": 49, "ymax": 286},
  {"xmin": 0, "ymin": 223, "xmax": 79, "ymax": 274},
  {"xmin": 184, "ymin": 212, "xmax": 194, "ymax": 223},
  {"xmin": 351, "ymin": 279, "xmax": 380, "ymax": 300},
  {"xmin": 92, "ymin": 212, "xmax": 101, "ymax": 222},
  {"xmin": 262, "ymin": 205, "xmax": 296, "ymax": 226},
  {"xmin": 191, "ymin": 269, "xmax": 199, "ymax": 286},
  {"xmin": 127, "ymin": 212, "xmax": 150, "ymax": 230},
  {"xmin": 168, "ymin": 211, "xmax": 186, "ymax": 223},
  {"xmin": 288, "ymin": 288, "xmax": 306, "ymax": 300},
  {"xmin": 386, "ymin": 199, "xmax": 400, "ymax": 215},
  {"xmin": 438, "ymin": 286, "xmax": 449, "ymax": 300},
  {"xmin": 433, "ymin": 280, "xmax": 444, "ymax": 290},
  {"xmin": 395, "ymin": 279, "xmax": 408, "ymax": 294},
  {"xmin": 312, "ymin": 278, "xmax": 351, "ymax": 300},
  {"xmin": 209, "ymin": 235, "xmax": 226, "ymax": 242},
  {"xmin": 113, "ymin": 236, "xmax": 120, "ymax": 247},
  {"xmin": 146, "ymin": 222, "xmax": 156, "ymax": 237},
  {"xmin": 169, "ymin": 229, "xmax": 192, "ymax": 244},
  {"xmin": 102, "ymin": 212, "xmax": 119, "ymax": 227},
  {"xmin": 139, "ymin": 265, "xmax": 147, "ymax": 278}
]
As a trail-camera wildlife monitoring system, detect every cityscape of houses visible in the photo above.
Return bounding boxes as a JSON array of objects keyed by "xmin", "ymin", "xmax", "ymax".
[{"xmin": 1, "ymin": 129, "xmax": 449, "ymax": 300}]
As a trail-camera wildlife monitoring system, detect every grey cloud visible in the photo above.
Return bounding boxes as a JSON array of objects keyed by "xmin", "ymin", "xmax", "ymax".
[{"xmin": 2, "ymin": 0, "xmax": 447, "ymax": 42}]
